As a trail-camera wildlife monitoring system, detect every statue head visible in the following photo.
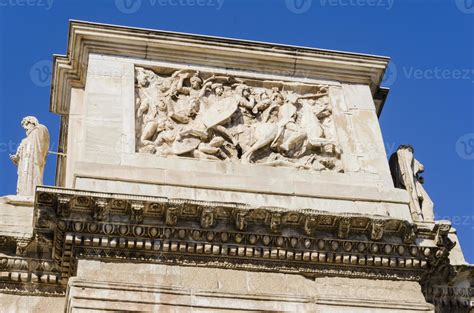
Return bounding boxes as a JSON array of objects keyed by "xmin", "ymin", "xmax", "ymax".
[
  {"xmin": 241, "ymin": 86, "xmax": 252, "ymax": 98},
  {"xmin": 272, "ymin": 89, "xmax": 284, "ymax": 105},
  {"xmin": 212, "ymin": 83, "xmax": 224, "ymax": 96},
  {"xmin": 398, "ymin": 144, "xmax": 414, "ymax": 153},
  {"xmin": 135, "ymin": 68, "xmax": 151, "ymax": 87},
  {"xmin": 21, "ymin": 116, "xmax": 39, "ymax": 132},
  {"xmin": 234, "ymin": 84, "xmax": 252, "ymax": 98},
  {"xmin": 190, "ymin": 74, "xmax": 203, "ymax": 89}
]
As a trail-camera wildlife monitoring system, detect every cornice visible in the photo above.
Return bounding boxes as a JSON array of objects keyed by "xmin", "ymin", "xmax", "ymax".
[
  {"xmin": 0, "ymin": 185, "xmax": 457, "ymax": 296},
  {"xmin": 50, "ymin": 20, "xmax": 390, "ymax": 116},
  {"xmin": 26, "ymin": 186, "xmax": 454, "ymax": 284},
  {"xmin": 0, "ymin": 256, "xmax": 65, "ymax": 296}
]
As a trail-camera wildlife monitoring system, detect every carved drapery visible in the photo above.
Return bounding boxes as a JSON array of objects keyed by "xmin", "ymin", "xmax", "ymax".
[{"xmin": 134, "ymin": 67, "xmax": 342, "ymax": 172}]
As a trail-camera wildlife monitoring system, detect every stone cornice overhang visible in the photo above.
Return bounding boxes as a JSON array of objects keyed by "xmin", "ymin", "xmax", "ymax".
[
  {"xmin": 0, "ymin": 256, "xmax": 64, "ymax": 296},
  {"xmin": 50, "ymin": 20, "xmax": 390, "ymax": 117},
  {"xmin": 28, "ymin": 186, "xmax": 455, "ymax": 287}
]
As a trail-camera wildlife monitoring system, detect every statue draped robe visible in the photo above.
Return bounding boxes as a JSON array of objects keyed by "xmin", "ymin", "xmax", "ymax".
[
  {"xmin": 15, "ymin": 124, "xmax": 49, "ymax": 196},
  {"xmin": 389, "ymin": 147, "xmax": 434, "ymax": 221}
]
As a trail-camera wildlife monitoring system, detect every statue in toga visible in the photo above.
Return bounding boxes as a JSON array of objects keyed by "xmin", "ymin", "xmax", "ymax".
[
  {"xmin": 9, "ymin": 116, "xmax": 50, "ymax": 197},
  {"xmin": 389, "ymin": 145, "xmax": 434, "ymax": 222}
]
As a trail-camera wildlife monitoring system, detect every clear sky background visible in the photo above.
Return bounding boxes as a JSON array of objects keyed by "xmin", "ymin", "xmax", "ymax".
[{"xmin": 0, "ymin": 0, "xmax": 472, "ymax": 262}]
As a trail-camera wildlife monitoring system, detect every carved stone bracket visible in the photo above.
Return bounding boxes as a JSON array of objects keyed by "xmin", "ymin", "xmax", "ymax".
[
  {"xmin": 401, "ymin": 221, "xmax": 417, "ymax": 244},
  {"xmin": 57, "ymin": 195, "xmax": 72, "ymax": 218},
  {"xmin": 166, "ymin": 207, "xmax": 179, "ymax": 226},
  {"xmin": 200, "ymin": 207, "xmax": 215, "ymax": 228},
  {"xmin": 370, "ymin": 219, "xmax": 385, "ymax": 241},
  {"xmin": 129, "ymin": 201, "xmax": 144, "ymax": 224},
  {"xmin": 433, "ymin": 221, "xmax": 454, "ymax": 249},
  {"xmin": 235, "ymin": 210, "xmax": 247, "ymax": 231},
  {"xmin": 15, "ymin": 237, "xmax": 34, "ymax": 256},
  {"xmin": 270, "ymin": 213, "xmax": 282, "ymax": 233},
  {"xmin": 93, "ymin": 198, "xmax": 110, "ymax": 221},
  {"xmin": 337, "ymin": 218, "xmax": 351, "ymax": 239}
]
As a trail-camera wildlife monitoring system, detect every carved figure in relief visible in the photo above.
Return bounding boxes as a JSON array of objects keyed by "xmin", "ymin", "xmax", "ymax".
[
  {"xmin": 167, "ymin": 70, "xmax": 207, "ymax": 123},
  {"xmin": 235, "ymin": 85, "xmax": 257, "ymax": 121},
  {"xmin": 272, "ymin": 99, "xmax": 306, "ymax": 157},
  {"xmin": 9, "ymin": 116, "xmax": 50, "ymax": 196},
  {"xmin": 389, "ymin": 145, "xmax": 434, "ymax": 221},
  {"xmin": 136, "ymin": 92, "xmax": 168, "ymax": 149},
  {"xmin": 240, "ymin": 88, "xmax": 290, "ymax": 163},
  {"xmin": 252, "ymin": 87, "xmax": 279, "ymax": 116},
  {"xmin": 135, "ymin": 67, "xmax": 343, "ymax": 172},
  {"xmin": 135, "ymin": 68, "xmax": 172, "ymax": 152},
  {"xmin": 206, "ymin": 83, "xmax": 226, "ymax": 106}
]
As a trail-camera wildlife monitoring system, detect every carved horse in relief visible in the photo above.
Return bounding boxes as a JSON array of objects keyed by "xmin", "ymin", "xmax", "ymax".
[{"xmin": 241, "ymin": 89, "xmax": 330, "ymax": 163}]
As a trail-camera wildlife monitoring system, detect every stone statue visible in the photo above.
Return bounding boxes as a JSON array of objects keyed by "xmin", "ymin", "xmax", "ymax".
[
  {"xmin": 134, "ymin": 67, "xmax": 343, "ymax": 172},
  {"xmin": 389, "ymin": 145, "xmax": 434, "ymax": 222},
  {"xmin": 9, "ymin": 116, "xmax": 50, "ymax": 197}
]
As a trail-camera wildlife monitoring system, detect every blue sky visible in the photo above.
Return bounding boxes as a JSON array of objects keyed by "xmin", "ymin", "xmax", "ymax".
[{"xmin": 0, "ymin": 0, "xmax": 472, "ymax": 262}]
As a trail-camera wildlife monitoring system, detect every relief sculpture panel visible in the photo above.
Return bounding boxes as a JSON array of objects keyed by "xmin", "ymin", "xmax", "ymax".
[{"xmin": 135, "ymin": 66, "xmax": 343, "ymax": 172}]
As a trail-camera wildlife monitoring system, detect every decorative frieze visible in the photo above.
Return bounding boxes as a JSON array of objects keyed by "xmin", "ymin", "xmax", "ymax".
[
  {"xmin": 134, "ymin": 67, "xmax": 343, "ymax": 172},
  {"xmin": 423, "ymin": 285, "xmax": 474, "ymax": 311}
]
